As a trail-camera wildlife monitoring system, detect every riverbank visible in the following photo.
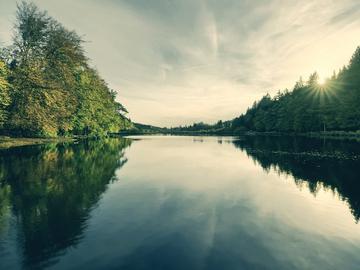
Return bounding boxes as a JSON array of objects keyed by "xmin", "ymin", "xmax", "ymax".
[
  {"xmin": 0, "ymin": 136, "xmax": 76, "ymax": 149},
  {"xmin": 118, "ymin": 129, "xmax": 360, "ymax": 141},
  {"xmin": 6, "ymin": 130, "xmax": 357, "ymax": 149},
  {"xmin": 241, "ymin": 131, "xmax": 360, "ymax": 141},
  {"xmin": 302, "ymin": 130, "xmax": 360, "ymax": 139}
]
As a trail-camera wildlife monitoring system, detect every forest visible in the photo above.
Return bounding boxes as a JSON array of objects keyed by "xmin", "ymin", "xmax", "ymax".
[
  {"xmin": 166, "ymin": 46, "xmax": 360, "ymax": 136},
  {"xmin": 0, "ymin": 2, "xmax": 131, "ymax": 138}
]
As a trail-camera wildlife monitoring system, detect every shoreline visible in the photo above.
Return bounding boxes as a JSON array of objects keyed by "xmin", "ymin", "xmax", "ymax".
[
  {"xmin": 0, "ymin": 136, "xmax": 76, "ymax": 149},
  {"xmin": 2, "ymin": 130, "xmax": 360, "ymax": 149},
  {"xmin": 118, "ymin": 130, "xmax": 360, "ymax": 140}
]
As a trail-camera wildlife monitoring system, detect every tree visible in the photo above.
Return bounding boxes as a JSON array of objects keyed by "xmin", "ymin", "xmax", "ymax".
[
  {"xmin": 1, "ymin": 1, "xmax": 131, "ymax": 137},
  {"xmin": 307, "ymin": 72, "xmax": 319, "ymax": 86},
  {"xmin": 0, "ymin": 59, "xmax": 11, "ymax": 126}
]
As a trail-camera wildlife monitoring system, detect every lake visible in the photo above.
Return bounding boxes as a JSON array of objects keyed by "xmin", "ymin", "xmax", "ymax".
[{"xmin": 0, "ymin": 136, "xmax": 359, "ymax": 270}]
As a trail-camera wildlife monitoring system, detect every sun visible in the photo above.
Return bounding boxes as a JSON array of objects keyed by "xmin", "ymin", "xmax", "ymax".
[{"xmin": 318, "ymin": 76, "xmax": 326, "ymax": 86}]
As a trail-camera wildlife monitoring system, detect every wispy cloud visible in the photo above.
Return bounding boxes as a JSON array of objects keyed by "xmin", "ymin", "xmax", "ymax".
[{"xmin": 0, "ymin": 0, "xmax": 359, "ymax": 126}]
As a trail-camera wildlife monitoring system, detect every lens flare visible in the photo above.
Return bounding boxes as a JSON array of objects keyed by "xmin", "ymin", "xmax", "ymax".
[{"xmin": 318, "ymin": 76, "xmax": 326, "ymax": 85}]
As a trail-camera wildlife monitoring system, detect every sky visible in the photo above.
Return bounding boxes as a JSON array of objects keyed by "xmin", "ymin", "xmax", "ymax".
[{"xmin": 0, "ymin": 0, "xmax": 360, "ymax": 127}]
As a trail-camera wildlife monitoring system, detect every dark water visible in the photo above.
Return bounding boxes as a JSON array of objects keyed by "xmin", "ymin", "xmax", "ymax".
[{"xmin": 0, "ymin": 136, "xmax": 359, "ymax": 270}]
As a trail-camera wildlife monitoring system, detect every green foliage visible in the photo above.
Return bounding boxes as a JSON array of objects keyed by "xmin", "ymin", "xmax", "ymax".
[
  {"xmin": 0, "ymin": 1, "xmax": 130, "ymax": 137},
  {"xmin": 0, "ymin": 60, "xmax": 11, "ymax": 127}
]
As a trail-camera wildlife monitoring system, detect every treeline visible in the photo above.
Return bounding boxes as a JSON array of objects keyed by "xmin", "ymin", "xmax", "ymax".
[
  {"xmin": 0, "ymin": 2, "xmax": 132, "ymax": 138},
  {"xmin": 167, "ymin": 46, "xmax": 360, "ymax": 135}
]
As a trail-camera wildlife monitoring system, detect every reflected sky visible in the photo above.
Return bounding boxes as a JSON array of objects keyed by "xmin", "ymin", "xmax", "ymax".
[{"xmin": 0, "ymin": 136, "xmax": 359, "ymax": 270}]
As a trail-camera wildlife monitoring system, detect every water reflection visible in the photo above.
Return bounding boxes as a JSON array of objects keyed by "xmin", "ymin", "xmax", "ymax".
[
  {"xmin": 0, "ymin": 136, "xmax": 359, "ymax": 270},
  {"xmin": 0, "ymin": 139, "xmax": 131, "ymax": 269},
  {"xmin": 232, "ymin": 136, "xmax": 360, "ymax": 221}
]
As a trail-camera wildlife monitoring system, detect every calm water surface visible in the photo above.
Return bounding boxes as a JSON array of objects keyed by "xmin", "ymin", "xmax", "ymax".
[{"xmin": 0, "ymin": 136, "xmax": 359, "ymax": 270}]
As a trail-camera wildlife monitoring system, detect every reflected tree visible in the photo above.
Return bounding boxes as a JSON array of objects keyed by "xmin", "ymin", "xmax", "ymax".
[
  {"xmin": 233, "ymin": 136, "xmax": 360, "ymax": 221},
  {"xmin": 0, "ymin": 138, "xmax": 132, "ymax": 269}
]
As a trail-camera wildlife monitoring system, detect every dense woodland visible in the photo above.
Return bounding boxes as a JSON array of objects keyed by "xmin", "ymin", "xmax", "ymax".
[
  {"xmin": 0, "ymin": 2, "xmax": 131, "ymax": 138},
  {"xmin": 167, "ymin": 46, "xmax": 360, "ymax": 135}
]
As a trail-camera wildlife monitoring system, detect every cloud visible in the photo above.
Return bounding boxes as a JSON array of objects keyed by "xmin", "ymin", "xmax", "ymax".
[
  {"xmin": 329, "ymin": 2, "xmax": 360, "ymax": 26},
  {"xmin": 0, "ymin": 0, "xmax": 359, "ymax": 126}
]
